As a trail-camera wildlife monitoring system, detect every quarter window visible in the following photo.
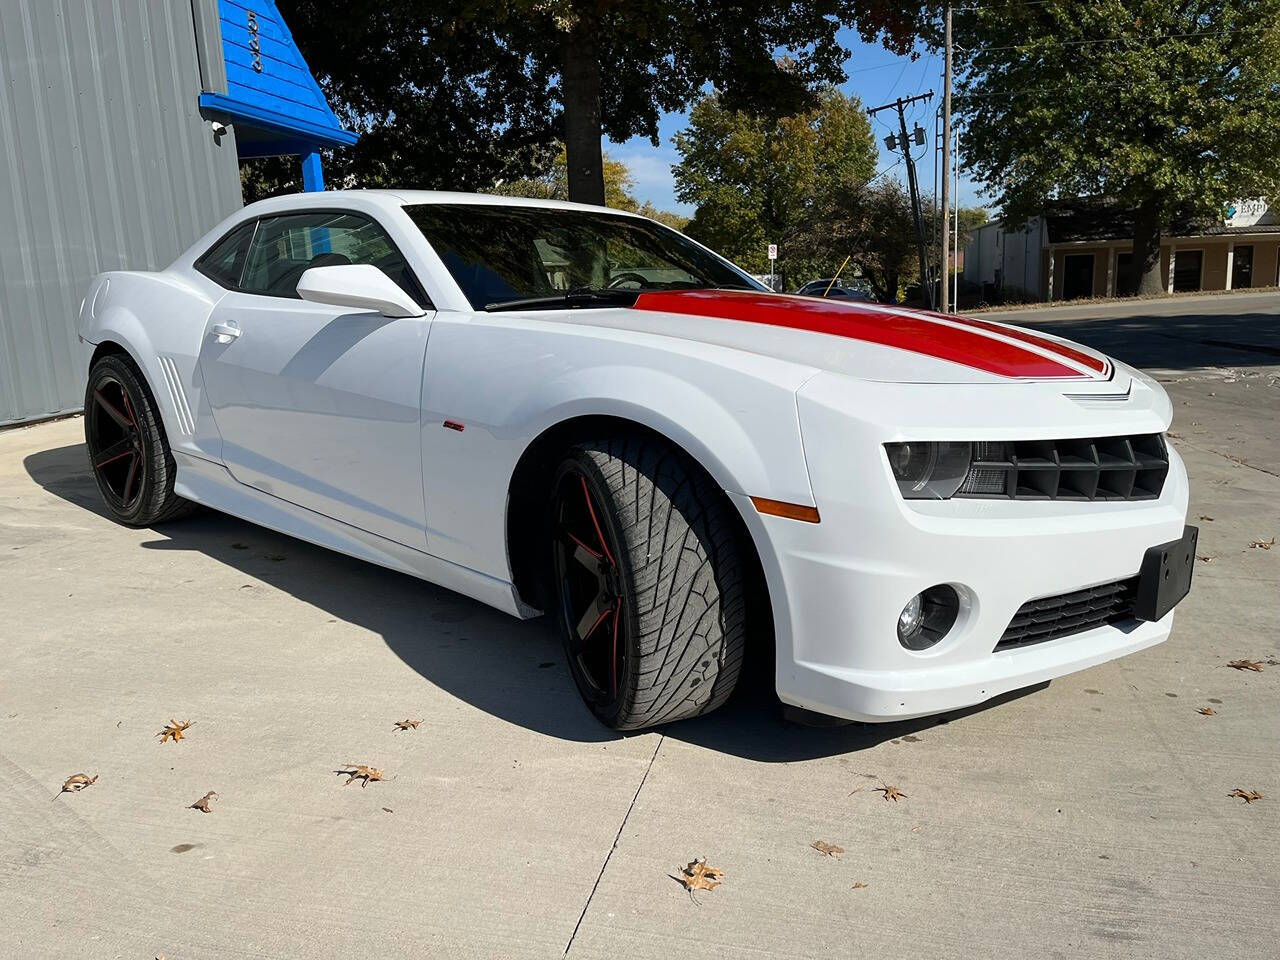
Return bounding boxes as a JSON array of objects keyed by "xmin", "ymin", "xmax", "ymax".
[
  {"xmin": 195, "ymin": 220, "xmax": 257, "ymax": 288},
  {"xmin": 239, "ymin": 211, "xmax": 428, "ymax": 305}
]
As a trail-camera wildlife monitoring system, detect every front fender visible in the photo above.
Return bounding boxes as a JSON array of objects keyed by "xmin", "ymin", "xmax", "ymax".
[{"xmin": 419, "ymin": 314, "xmax": 818, "ymax": 580}]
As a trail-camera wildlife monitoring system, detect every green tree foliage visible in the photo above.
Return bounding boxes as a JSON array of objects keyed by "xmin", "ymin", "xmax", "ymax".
[
  {"xmin": 796, "ymin": 179, "xmax": 920, "ymax": 302},
  {"xmin": 487, "ymin": 147, "xmax": 640, "ymax": 211},
  {"xmin": 673, "ymin": 88, "xmax": 878, "ymax": 281},
  {"xmin": 953, "ymin": 1, "xmax": 1280, "ymax": 293},
  {"xmin": 275, "ymin": 1, "xmax": 927, "ymax": 205}
]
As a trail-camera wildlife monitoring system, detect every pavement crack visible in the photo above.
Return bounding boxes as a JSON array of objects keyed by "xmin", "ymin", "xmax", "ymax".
[
  {"xmin": 563, "ymin": 734, "xmax": 664, "ymax": 957},
  {"xmin": 1176, "ymin": 436, "xmax": 1280, "ymax": 480}
]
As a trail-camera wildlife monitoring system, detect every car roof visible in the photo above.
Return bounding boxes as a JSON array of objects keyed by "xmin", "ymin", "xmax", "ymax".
[{"xmin": 239, "ymin": 189, "xmax": 649, "ymax": 219}]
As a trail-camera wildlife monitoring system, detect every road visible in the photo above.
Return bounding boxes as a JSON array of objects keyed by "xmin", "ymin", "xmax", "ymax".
[{"xmin": 2, "ymin": 291, "xmax": 1277, "ymax": 959}]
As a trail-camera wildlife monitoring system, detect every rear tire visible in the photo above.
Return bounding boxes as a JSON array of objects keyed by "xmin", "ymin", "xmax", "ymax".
[
  {"xmin": 84, "ymin": 353, "xmax": 193, "ymax": 527},
  {"xmin": 551, "ymin": 436, "xmax": 746, "ymax": 729}
]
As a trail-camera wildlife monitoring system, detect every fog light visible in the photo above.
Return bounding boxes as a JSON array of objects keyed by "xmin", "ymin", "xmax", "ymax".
[
  {"xmin": 897, "ymin": 585, "xmax": 961, "ymax": 651},
  {"xmin": 898, "ymin": 593, "xmax": 924, "ymax": 638}
]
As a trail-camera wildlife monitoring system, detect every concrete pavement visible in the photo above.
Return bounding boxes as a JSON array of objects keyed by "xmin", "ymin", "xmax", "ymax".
[{"xmin": 2, "ymin": 292, "xmax": 1278, "ymax": 959}]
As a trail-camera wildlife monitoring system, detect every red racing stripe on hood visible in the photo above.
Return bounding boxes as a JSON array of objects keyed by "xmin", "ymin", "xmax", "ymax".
[
  {"xmin": 930, "ymin": 313, "xmax": 1109, "ymax": 375},
  {"xmin": 632, "ymin": 290, "xmax": 1089, "ymax": 379}
]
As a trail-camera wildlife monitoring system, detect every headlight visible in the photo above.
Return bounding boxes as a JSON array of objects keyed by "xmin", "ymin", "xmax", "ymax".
[{"xmin": 884, "ymin": 441, "xmax": 972, "ymax": 499}]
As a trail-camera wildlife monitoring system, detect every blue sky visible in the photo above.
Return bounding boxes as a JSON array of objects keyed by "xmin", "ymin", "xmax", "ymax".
[{"xmin": 609, "ymin": 29, "xmax": 987, "ymax": 216}]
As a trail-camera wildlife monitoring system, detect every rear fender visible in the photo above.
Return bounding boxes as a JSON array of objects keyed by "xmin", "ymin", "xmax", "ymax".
[{"xmin": 80, "ymin": 271, "xmax": 223, "ymax": 460}]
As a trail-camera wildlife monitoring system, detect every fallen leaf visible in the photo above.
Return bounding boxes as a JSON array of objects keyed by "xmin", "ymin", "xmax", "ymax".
[
  {"xmin": 1198, "ymin": 516, "xmax": 1214, "ymax": 522},
  {"xmin": 1228, "ymin": 788, "xmax": 1262, "ymax": 804},
  {"xmin": 811, "ymin": 840, "xmax": 844, "ymax": 858},
  {"xmin": 392, "ymin": 719, "xmax": 422, "ymax": 732},
  {"xmin": 672, "ymin": 858, "xmax": 724, "ymax": 894},
  {"xmin": 852, "ymin": 882, "xmax": 869, "ymax": 890},
  {"xmin": 874, "ymin": 782, "xmax": 907, "ymax": 802},
  {"xmin": 60, "ymin": 773, "xmax": 97, "ymax": 794},
  {"xmin": 336, "ymin": 764, "xmax": 386, "ymax": 788},
  {"xmin": 1249, "ymin": 536, "xmax": 1275, "ymax": 550},
  {"xmin": 1196, "ymin": 706, "xmax": 1216, "ymax": 716},
  {"xmin": 1196, "ymin": 555, "xmax": 1215, "ymax": 563},
  {"xmin": 1228, "ymin": 660, "xmax": 1264, "ymax": 672},
  {"xmin": 189, "ymin": 791, "xmax": 217, "ymax": 813},
  {"xmin": 157, "ymin": 719, "xmax": 194, "ymax": 743}
]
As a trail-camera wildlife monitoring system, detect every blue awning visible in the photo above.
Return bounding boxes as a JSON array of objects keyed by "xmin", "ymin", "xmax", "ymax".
[{"xmin": 198, "ymin": 0, "xmax": 357, "ymax": 189}]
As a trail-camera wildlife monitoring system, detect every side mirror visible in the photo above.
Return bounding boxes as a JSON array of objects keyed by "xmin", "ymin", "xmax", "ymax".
[{"xmin": 296, "ymin": 264, "xmax": 425, "ymax": 318}]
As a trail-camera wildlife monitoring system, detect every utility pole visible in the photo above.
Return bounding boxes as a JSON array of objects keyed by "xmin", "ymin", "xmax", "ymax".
[
  {"xmin": 940, "ymin": 2, "xmax": 953, "ymax": 313},
  {"xmin": 868, "ymin": 90, "xmax": 934, "ymax": 308}
]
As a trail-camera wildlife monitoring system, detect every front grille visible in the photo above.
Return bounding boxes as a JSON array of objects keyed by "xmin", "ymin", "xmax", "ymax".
[
  {"xmin": 996, "ymin": 577, "xmax": 1139, "ymax": 650},
  {"xmin": 957, "ymin": 433, "xmax": 1168, "ymax": 501}
]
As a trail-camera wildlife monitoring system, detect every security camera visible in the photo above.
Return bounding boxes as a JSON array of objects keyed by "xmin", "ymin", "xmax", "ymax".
[{"xmin": 211, "ymin": 121, "xmax": 227, "ymax": 137}]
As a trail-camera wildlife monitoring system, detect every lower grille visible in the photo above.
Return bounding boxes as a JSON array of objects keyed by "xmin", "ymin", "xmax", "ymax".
[{"xmin": 996, "ymin": 577, "xmax": 1139, "ymax": 650}]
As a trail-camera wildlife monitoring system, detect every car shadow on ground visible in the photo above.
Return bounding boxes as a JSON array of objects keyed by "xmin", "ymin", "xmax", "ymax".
[
  {"xmin": 1010, "ymin": 309, "xmax": 1280, "ymax": 372},
  {"xmin": 25, "ymin": 441, "xmax": 1047, "ymax": 761}
]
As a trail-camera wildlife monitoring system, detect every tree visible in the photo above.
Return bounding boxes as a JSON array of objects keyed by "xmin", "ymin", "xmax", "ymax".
[
  {"xmin": 278, "ymin": 1, "xmax": 928, "ymax": 205},
  {"xmin": 673, "ymin": 88, "xmax": 878, "ymax": 283},
  {"xmin": 797, "ymin": 179, "xmax": 920, "ymax": 301},
  {"xmin": 953, "ymin": 1, "xmax": 1280, "ymax": 294},
  {"xmin": 487, "ymin": 147, "xmax": 640, "ymax": 210}
]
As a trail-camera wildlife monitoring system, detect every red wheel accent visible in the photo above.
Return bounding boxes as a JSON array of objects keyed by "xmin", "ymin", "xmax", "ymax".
[{"xmin": 581, "ymin": 475, "xmax": 616, "ymax": 567}]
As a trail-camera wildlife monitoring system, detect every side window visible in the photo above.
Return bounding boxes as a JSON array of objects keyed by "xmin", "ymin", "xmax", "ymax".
[
  {"xmin": 239, "ymin": 211, "xmax": 428, "ymax": 306},
  {"xmin": 194, "ymin": 220, "xmax": 257, "ymax": 288}
]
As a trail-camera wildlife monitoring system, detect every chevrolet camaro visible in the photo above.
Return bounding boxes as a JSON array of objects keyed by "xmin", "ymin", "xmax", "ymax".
[{"xmin": 77, "ymin": 191, "xmax": 1196, "ymax": 729}]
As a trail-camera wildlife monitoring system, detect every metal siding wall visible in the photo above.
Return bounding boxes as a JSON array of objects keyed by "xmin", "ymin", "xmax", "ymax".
[{"xmin": 0, "ymin": 0, "xmax": 243, "ymax": 426}]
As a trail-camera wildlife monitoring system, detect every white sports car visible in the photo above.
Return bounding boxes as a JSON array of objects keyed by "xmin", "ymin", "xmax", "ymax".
[{"xmin": 78, "ymin": 191, "xmax": 1196, "ymax": 729}]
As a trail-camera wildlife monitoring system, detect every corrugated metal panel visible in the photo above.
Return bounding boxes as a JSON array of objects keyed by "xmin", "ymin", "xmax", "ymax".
[
  {"xmin": 191, "ymin": 0, "xmax": 227, "ymax": 94},
  {"xmin": 0, "ymin": 0, "xmax": 243, "ymax": 426}
]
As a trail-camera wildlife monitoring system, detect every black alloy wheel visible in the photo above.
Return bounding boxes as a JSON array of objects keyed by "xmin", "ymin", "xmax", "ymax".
[
  {"xmin": 553, "ymin": 465, "xmax": 629, "ymax": 715},
  {"xmin": 84, "ymin": 353, "xmax": 191, "ymax": 526}
]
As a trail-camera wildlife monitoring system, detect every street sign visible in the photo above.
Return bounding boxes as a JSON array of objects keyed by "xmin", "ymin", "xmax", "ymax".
[{"xmin": 767, "ymin": 244, "xmax": 777, "ymax": 261}]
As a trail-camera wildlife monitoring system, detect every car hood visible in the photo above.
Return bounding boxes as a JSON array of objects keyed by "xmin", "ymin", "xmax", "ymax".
[{"xmin": 547, "ymin": 289, "xmax": 1118, "ymax": 386}]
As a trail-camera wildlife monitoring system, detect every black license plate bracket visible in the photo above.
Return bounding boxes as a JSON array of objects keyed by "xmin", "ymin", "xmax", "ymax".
[{"xmin": 1134, "ymin": 525, "xmax": 1198, "ymax": 622}]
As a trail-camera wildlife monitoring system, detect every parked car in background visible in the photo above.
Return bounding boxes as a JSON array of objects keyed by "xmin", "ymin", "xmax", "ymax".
[
  {"xmin": 796, "ymin": 278, "xmax": 875, "ymax": 301},
  {"xmin": 78, "ymin": 191, "xmax": 1194, "ymax": 731}
]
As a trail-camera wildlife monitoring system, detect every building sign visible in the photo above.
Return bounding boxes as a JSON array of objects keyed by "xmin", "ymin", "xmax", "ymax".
[{"xmin": 1225, "ymin": 199, "xmax": 1272, "ymax": 228}]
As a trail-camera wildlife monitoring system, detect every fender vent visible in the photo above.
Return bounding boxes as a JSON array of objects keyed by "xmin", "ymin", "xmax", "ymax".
[{"xmin": 158, "ymin": 356, "xmax": 194, "ymax": 436}]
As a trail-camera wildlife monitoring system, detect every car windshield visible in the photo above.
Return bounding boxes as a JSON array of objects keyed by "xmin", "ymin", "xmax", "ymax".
[{"xmin": 405, "ymin": 203, "xmax": 761, "ymax": 310}]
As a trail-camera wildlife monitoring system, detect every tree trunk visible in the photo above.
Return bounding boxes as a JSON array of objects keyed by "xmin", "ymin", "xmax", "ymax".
[
  {"xmin": 1132, "ymin": 198, "xmax": 1164, "ymax": 296},
  {"xmin": 561, "ymin": 23, "xmax": 605, "ymax": 206}
]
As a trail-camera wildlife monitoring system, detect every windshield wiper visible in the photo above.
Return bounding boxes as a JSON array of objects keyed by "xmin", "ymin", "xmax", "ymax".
[{"xmin": 483, "ymin": 287, "xmax": 640, "ymax": 312}]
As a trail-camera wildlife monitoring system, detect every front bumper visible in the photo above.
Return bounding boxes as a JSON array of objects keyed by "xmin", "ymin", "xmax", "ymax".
[{"xmin": 740, "ymin": 369, "xmax": 1191, "ymax": 723}]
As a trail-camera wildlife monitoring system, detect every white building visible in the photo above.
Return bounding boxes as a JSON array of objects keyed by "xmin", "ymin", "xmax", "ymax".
[{"xmin": 964, "ymin": 199, "xmax": 1279, "ymax": 302}]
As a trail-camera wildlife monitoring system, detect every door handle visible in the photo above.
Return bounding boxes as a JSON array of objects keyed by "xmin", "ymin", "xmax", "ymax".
[{"xmin": 210, "ymin": 322, "xmax": 241, "ymax": 341}]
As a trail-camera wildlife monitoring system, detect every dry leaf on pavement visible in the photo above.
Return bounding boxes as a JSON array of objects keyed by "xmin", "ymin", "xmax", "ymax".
[
  {"xmin": 157, "ymin": 719, "xmax": 194, "ymax": 743},
  {"xmin": 1228, "ymin": 660, "xmax": 1264, "ymax": 672},
  {"xmin": 852, "ymin": 882, "xmax": 869, "ymax": 890},
  {"xmin": 393, "ymin": 719, "xmax": 422, "ymax": 732},
  {"xmin": 1198, "ymin": 516, "xmax": 1214, "ymax": 521},
  {"xmin": 874, "ymin": 782, "xmax": 907, "ymax": 802},
  {"xmin": 1228, "ymin": 789, "xmax": 1262, "ymax": 804},
  {"xmin": 1196, "ymin": 555, "xmax": 1215, "ymax": 563},
  {"xmin": 811, "ymin": 840, "xmax": 844, "ymax": 858},
  {"xmin": 672, "ymin": 858, "xmax": 724, "ymax": 895},
  {"xmin": 1196, "ymin": 706, "xmax": 1216, "ymax": 716},
  {"xmin": 60, "ymin": 773, "xmax": 97, "ymax": 794},
  {"xmin": 1249, "ymin": 536, "xmax": 1275, "ymax": 550},
  {"xmin": 190, "ymin": 791, "xmax": 217, "ymax": 813},
  {"xmin": 336, "ymin": 764, "xmax": 386, "ymax": 788}
]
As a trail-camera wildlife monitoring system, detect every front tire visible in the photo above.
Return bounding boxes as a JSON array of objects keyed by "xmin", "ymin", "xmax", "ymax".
[
  {"xmin": 551, "ymin": 436, "xmax": 747, "ymax": 729},
  {"xmin": 84, "ymin": 353, "xmax": 192, "ymax": 526}
]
